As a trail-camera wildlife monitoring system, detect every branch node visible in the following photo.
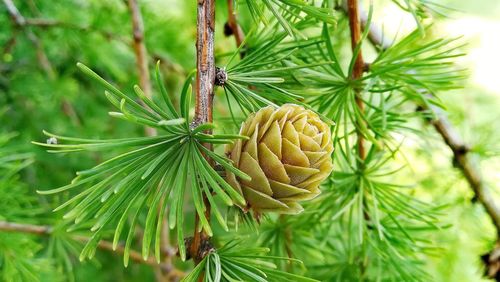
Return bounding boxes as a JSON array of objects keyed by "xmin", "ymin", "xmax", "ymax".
[
  {"xmin": 456, "ymin": 144, "xmax": 470, "ymax": 156},
  {"xmin": 363, "ymin": 63, "xmax": 370, "ymax": 73},
  {"xmin": 223, "ymin": 22, "xmax": 233, "ymax": 36},
  {"xmin": 482, "ymin": 243, "xmax": 500, "ymax": 280},
  {"xmin": 185, "ymin": 236, "xmax": 215, "ymax": 262},
  {"xmin": 215, "ymin": 66, "xmax": 227, "ymax": 86}
]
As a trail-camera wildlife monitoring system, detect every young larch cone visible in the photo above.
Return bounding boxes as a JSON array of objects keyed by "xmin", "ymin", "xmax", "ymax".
[{"xmin": 225, "ymin": 104, "xmax": 334, "ymax": 214}]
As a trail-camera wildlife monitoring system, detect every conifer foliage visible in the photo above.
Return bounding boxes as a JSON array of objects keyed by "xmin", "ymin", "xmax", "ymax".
[{"xmin": 1, "ymin": 0, "xmax": 500, "ymax": 281}]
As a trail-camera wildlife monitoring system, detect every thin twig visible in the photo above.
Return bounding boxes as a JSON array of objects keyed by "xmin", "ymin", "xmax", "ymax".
[
  {"xmin": 190, "ymin": 0, "xmax": 216, "ymax": 270},
  {"xmin": 24, "ymin": 18, "xmax": 62, "ymax": 27},
  {"xmin": 21, "ymin": 18, "xmax": 128, "ymax": 43},
  {"xmin": 126, "ymin": 3, "xmax": 180, "ymax": 281},
  {"xmin": 3, "ymin": 0, "xmax": 24, "ymax": 25},
  {"xmin": 193, "ymin": 0, "xmax": 216, "ymax": 128},
  {"xmin": 225, "ymin": 0, "xmax": 245, "ymax": 55},
  {"xmin": 0, "ymin": 221, "xmax": 51, "ymax": 235},
  {"xmin": 127, "ymin": 0, "xmax": 152, "ymax": 98},
  {"xmin": 152, "ymin": 53, "xmax": 186, "ymax": 76},
  {"xmin": 347, "ymin": 0, "xmax": 370, "ymax": 278},
  {"xmin": 3, "ymin": 0, "xmax": 82, "ymax": 127},
  {"xmin": 1, "ymin": 14, "xmax": 158, "ymax": 63},
  {"xmin": 431, "ymin": 111, "xmax": 500, "ymax": 235},
  {"xmin": 0, "ymin": 221, "xmax": 183, "ymax": 277},
  {"xmin": 2, "ymin": 5, "xmax": 179, "ymax": 77},
  {"xmin": 357, "ymin": 5, "xmax": 391, "ymax": 50},
  {"xmin": 347, "ymin": 0, "xmax": 366, "ymax": 161},
  {"xmin": 127, "ymin": 0, "xmax": 156, "ymax": 137},
  {"xmin": 3, "ymin": 0, "xmax": 54, "ymax": 78}
]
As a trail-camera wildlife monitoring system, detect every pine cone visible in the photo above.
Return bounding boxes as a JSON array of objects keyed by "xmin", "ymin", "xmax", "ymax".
[{"xmin": 226, "ymin": 104, "xmax": 334, "ymax": 214}]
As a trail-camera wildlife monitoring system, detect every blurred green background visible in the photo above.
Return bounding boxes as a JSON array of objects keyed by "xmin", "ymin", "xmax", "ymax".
[{"xmin": 1, "ymin": 0, "xmax": 500, "ymax": 281}]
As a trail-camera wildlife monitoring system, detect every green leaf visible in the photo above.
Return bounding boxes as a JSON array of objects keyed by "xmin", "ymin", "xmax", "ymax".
[
  {"xmin": 180, "ymin": 70, "xmax": 196, "ymax": 120},
  {"xmin": 155, "ymin": 60, "xmax": 179, "ymax": 118}
]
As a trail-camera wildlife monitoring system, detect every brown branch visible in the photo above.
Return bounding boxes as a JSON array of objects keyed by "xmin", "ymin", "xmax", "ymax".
[
  {"xmin": 126, "ymin": 3, "xmax": 181, "ymax": 281},
  {"xmin": 2, "ymin": 30, "xmax": 18, "ymax": 55},
  {"xmin": 347, "ymin": 0, "xmax": 366, "ymax": 162},
  {"xmin": 61, "ymin": 100, "xmax": 82, "ymax": 127},
  {"xmin": 431, "ymin": 110, "xmax": 500, "ymax": 235},
  {"xmin": 3, "ymin": 0, "xmax": 83, "ymax": 127},
  {"xmin": 482, "ymin": 242, "xmax": 500, "ymax": 279},
  {"xmin": 194, "ymin": 0, "xmax": 216, "ymax": 127},
  {"xmin": 347, "ymin": 2, "xmax": 500, "ymax": 237},
  {"xmin": 1, "ymin": 3, "xmax": 131, "ymax": 60},
  {"xmin": 152, "ymin": 53, "xmax": 186, "ymax": 76},
  {"xmin": 24, "ymin": 18, "xmax": 61, "ymax": 27},
  {"xmin": 0, "ymin": 221, "xmax": 51, "ymax": 235},
  {"xmin": 0, "ymin": 221, "xmax": 183, "ymax": 277},
  {"xmin": 127, "ymin": 0, "xmax": 152, "ymax": 97},
  {"xmin": 3, "ymin": 0, "xmax": 54, "ymax": 78},
  {"xmin": 357, "ymin": 5, "xmax": 391, "ymax": 50},
  {"xmin": 26, "ymin": 19, "xmax": 130, "ymax": 44},
  {"xmin": 2, "ymin": 15, "xmax": 133, "ymax": 53},
  {"xmin": 225, "ymin": 0, "xmax": 244, "ymax": 54},
  {"xmin": 190, "ymin": 0, "xmax": 216, "ymax": 270},
  {"xmin": 2, "ymin": 4, "xmax": 164, "ymax": 78},
  {"xmin": 347, "ymin": 1, "xmax": 370, "ymax": 277},
  {"xmin": 127, "ymin": 0, "xmax": 156, "ymax": 137},
  {"xmin": 3, "ymin": 0, "xmax": 26, "ymax": 26}
]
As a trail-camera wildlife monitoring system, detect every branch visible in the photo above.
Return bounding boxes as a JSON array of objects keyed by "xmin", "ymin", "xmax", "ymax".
[
  {"xmin": 1, "ymin": 14, "xmax": 143, "ymax": 57},
  {"xmin": 127, "ymin": 0, "xmax": 152, "ymax": 97},
  {"xmin": 190, "ymin": 0, "xmax": 216, "ymax": 268},
  {"xmin": 3, "ymin": 0, "xmax": 54, "ymax": 78},
  {"xmin": 225, "ymin": 0, "xmax": 245, "ymax": 55},
  {"xmin": 22, "ymin": 18, "xmax": 128, "ymax": 42},
  {"xmin": 24, "ymin": 18, "xmax": 62, "ymax": 27},
  {"xmin": 152, "ymin": 53, "xmax": 186, "ymax": 76},
  {"xmin": 347, "ymin": 0, "xmax": 366, "ymax": 161},
  {"xmin": 125, "ymin": 4, "xmax": 180, "ymax": 281},
  {"xmin": 346, "ymin": 2, "xmax": 500, "ymax": 237},
  {"xmin": 357, "ymin": 5, "xmax": 392, "ymax": 50},
  {"xmin": 3, "ymin": 0, "xmax": 26, "ymax": 26},
  {"xmin": 3, "ymin": 0, "xmax": 83, "ymax": 127},
  {"xmin": 0, "ymin": 221, "xmax": 183, "ymax": 277},
  {"xmin": 194, "ymin": 0, "xmax": 216, "ymax": 127},
  {"xmin": 127, "ymin": 0, "xmax": 156, "ymax": 137},
  {"xmin": 430, "ymin": 110, "xmax": 500, "ymax": 235},
  {"xmin": 0, "ymin": 221, "xmax": 50, "ymax": 235},
  {"xmin": 347, "ymin": 0, "xmax": 370, "ymax": 277}
]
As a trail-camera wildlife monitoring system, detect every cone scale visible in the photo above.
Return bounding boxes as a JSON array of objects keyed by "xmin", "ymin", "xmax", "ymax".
[{"xmin": 226, "ymin": 104, "xmax": 334, "ymax": 214}]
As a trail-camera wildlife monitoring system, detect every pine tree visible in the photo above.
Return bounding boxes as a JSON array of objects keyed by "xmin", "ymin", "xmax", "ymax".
[{"xmin": 1, "ymin": 0, "xmax": 500, "ymax": 281}]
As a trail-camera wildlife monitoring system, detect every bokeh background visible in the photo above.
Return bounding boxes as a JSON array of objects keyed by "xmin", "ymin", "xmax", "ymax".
[{"xmin": 1, "ymin": 0, "xmax": 499, "ymax": 281}]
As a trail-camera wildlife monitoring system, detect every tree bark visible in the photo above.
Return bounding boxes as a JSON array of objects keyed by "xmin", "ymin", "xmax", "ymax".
[
  {"xmin": 347, "ymin": 0, "xmax": 370, "ymax": 277},
  {"xmin": 0, "ymin": 221, "xmax": 182, "ymax": 276},
  {"xmin": 225, "ymin": 0, "xmax": 244, "ymax": 53},
  {"xmin": 127, "ymin": 0, "xmax": 156, "ymax": 137},
  {"xmin": 194, "ymin": 0, "xmax": 216, "ymax": 126},
  {"xmin": 347, "ymin": 0, "xmax": 366, "ymax": 161},
  {"xmin": 190, "ymin": 0, "xmax": 216, "ymax": 269}
]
